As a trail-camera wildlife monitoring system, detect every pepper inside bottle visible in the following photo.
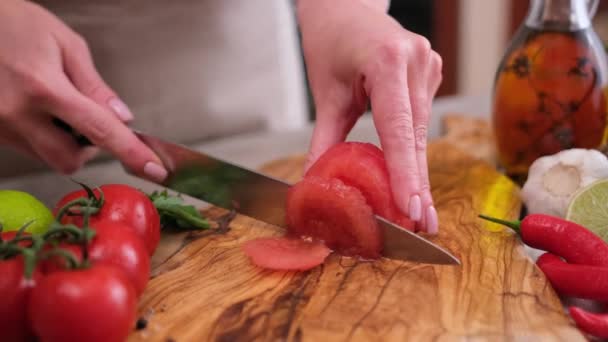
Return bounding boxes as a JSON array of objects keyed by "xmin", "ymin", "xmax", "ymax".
[{"xmin": 492, "ymin": 0, "xmax": 608, "ymax": 184}]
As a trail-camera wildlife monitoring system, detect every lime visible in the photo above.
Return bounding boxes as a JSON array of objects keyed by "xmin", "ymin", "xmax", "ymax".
[
  {"xmin": 566, "ymin": 179, "xmax": 608, "ymax": 242},
  {"xmin": 0, "ymin": 190, "xmax": 54, "ymax": 235}
]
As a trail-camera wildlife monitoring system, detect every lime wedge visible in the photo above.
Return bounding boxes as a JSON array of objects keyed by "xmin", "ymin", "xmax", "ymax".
[{"xmin": 565, "ymin": 179, "xmax": 608, "ymax": 242}]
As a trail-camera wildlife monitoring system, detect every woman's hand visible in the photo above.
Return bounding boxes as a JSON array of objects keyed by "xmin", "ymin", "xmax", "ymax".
[
  {"xmin": 297, "ymin": 0, "xmax": 442, "ymax": 234},
  {"xmin": 0, "ymin": 0, "xmax": 167, "ymax": 181}
]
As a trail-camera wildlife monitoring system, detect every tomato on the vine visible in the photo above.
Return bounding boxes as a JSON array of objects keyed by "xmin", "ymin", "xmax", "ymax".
[
  {"xmin": 54, "ymin": 184, "xmax": 160, "ymax": 255},
  {"xmin": 29, "ymin": 265, "xmax": 137, "ymax": 342},
  {"xmin": 0, "ymin": 256, "xmax": 41, "ymax": 342},
  {"xmin": 42, "ymin": 220, "xmax": 151, "ymax": 297}
]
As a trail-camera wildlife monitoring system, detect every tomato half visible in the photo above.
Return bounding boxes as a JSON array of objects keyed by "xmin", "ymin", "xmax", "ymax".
[
  {"xmin": 305, "ymin": 142, "xmax": 415, "ymax": 231},
  {"xmin": 0, "ymin": 257, "xmax": 41, "ymax": 342},
  {"xmin": 29, "ymin": 265, "xmax": 137, "ymax": 342},
  {"xmin": 55, "ymin": 184, "xmax": 160, "ymax": 255},
  {"xmin": 243, "ymin": 237, "xmax": 331, "ymax": 270},
  {"xmin": 286, "ymin": 176, "xmax": 382, "ymax": 259},
  {"xmin": 42, "ymin": 221, "xmax": 150, "ymax": 297}
]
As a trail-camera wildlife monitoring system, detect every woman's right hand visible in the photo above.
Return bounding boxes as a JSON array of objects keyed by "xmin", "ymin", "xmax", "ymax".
[{"xmin": 0, "ymin": 0, "xmax": 167, "ymax": 182}]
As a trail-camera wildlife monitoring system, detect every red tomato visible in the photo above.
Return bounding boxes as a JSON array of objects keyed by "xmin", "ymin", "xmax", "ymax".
[
  {"xmin": 42, "ymin": 221, "xmax": 150, "ymax": 297},
  {"xmin": 305, "ymin": 142, "xmax": 415, "ymax": 231},
  {"xmin": 0, "ymin": 257, "xmax": 42, "ymax": 342},
  {"xmin": 286, "ymin": 176, "xmax": 382, "ymax": 259},
  {"xmin": 29, "ymin": 265, "xmax": 137, "ymax": 342},
  {"xmin": 55, "ymin": 184, "xmax": 160, "ymax": 255},
  {"xmin": 243, "ymin": 237, "xmax": 332, "ymax": 271}
]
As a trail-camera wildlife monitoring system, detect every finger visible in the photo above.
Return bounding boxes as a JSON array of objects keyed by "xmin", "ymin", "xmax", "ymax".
[
  {"xmin": 304, "ymin": 104, "xmax": 358, "ymax": 172},
  {"xmin": 367, "ymin": 65, "xmax": 422, "ymax": 221},
  {"xmin": 418, "ymin": 51, "xmax": 443, "ymax": 234},
  {"xmin": 13, "ymin": 113, "xmax": 97, "ymax": 174},
  {"xmin": 407, "ymin": 42, "xmax": 434, "ymax": 233},
  {"xmin": 47, "ymin": 77, "xmax": 168, "ymax": 182},
  {"xmin": 57, "ymin": 32, "xmax": 134, "ymax": 122}
]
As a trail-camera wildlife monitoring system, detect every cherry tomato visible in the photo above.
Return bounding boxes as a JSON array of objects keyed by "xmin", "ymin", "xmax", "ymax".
[
  {"xmin": 55, "ymin": 184, "xmax": 160, "ymax": 255},
  {"xmin": 42, "ymin": 221, "xmax": 150, "ymax": 297},
  {"xmin": 0, "ymin": 256, "xmax": 42, "ymax": 342},
  {"xmin": 29, "ymin": 265, "xmax": 137, "ymax": 342}
]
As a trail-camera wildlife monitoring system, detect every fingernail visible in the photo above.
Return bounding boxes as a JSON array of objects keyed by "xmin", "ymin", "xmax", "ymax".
[
  {"xmin": 108, "ymin": 98, "xmax": 134, "ymax": 122},
  {"xmin": 426, "ymin": 206, "xmax": 439, "ymax": 235},
  {"xmin": 408, "ymin": 195, "xmax": 422, "ymax": 221},
  {"xmin": 144, "ymin": 162, "xmax": 168, "ymax": 182}
]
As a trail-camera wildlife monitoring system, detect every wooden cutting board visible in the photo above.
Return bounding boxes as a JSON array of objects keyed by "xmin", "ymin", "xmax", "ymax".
[{"xmin": 128, "ymin": 122, "xmax": 584, "ymax": 341}]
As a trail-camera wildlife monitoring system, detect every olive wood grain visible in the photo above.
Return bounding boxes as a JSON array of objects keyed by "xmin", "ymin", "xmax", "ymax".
[{"xmin": 128, "ymin": 148, "xmax": 582, "ymax": 341}]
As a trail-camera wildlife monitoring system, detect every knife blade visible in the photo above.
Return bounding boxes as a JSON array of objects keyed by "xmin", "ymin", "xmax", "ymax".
[
  {"xmin": 53, "ymin": 120, "xmax": 459, "ymax": 265},
  {"xmin": 134, "ymin": 131, "xmax": 460, "ymax": 265}
]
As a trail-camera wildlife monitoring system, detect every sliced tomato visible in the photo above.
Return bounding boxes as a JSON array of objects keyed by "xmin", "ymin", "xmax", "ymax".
[
  {"xmin": 243, "ymin": 237, "xmax": 331, "ymax": 271},
  {"xmin": 286, "ymin": 176, "xmax": 382, "ymax": 259},
  {"xmin": 304, "ymin": 142, "xmax": 415, "ymax": 231}
]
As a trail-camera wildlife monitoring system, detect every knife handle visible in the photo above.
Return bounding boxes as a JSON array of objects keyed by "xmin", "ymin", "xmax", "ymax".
[{"xmin": 52, "ymin": 118, "xmax": 93, "ymax": 147}]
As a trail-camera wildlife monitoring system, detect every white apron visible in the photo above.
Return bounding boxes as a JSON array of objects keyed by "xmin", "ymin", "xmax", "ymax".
[{"xmin": 0, "ymin": 0, "xmax": 309, "ymax": 177}]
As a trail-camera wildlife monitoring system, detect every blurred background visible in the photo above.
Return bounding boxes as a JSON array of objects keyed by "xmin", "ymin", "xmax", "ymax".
[{"xmin": 387, "ymin": 0, "xmax": 608, "ymax": 98}]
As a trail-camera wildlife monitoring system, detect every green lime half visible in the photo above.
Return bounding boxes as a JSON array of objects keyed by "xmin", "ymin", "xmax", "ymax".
[
  {"xmin": 0, "ymin": 190, "xmax": 54, "ymax": 235},
  {"xmin": 566, "ymin": 179, "xmax": 608, "ymax": 243}
]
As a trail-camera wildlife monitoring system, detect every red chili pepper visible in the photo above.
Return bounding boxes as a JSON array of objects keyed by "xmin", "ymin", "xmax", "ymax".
[
  {"xmin": 536, "ymin": 253, "xmax": 608, "ymax": 301},
  {"xmin": 569, "ymin": 306, "xmax": 608, "ymax": 339},
  {"xmin": 479, "ymin": 214, "xmax": 608, "ymax": 266}
]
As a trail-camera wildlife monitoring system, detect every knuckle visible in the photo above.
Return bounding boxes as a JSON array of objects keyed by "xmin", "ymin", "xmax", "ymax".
[
  {"xmin": 431, "ymin": 51, "xmax": 443, "ymax": 72},
  {"xmin": 80, "ymin": 81, "xmax": 112, "ymax": 101},
  {"xmin": 83, "ymin": 115, "xmax": 114, "ymax": 144},
  {"xmin": 430, "ymin": 52, "xmax": 443, "ymax": 82},
  {"xmin": 70, "ymin": 34, "xmax": 91, "ymax": 56},
  {"xmin": 375, "ymin": 37, "xmax": 409, "ymax": 66},
  {"xmin": 412, "ymin": 36, "xmax": 432, "ymax": 60},
  {"xmin": 414, "ymin": 125, "xmax": 428, "ymax": 151},
  {"xmin": 383, "ymin": 112, "xmax": 415, "ymax": 148}
]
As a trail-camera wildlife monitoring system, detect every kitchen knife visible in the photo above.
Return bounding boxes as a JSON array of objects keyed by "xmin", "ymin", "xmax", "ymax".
[
  {"xmin": 134, "ymin": 131, "xmax": 460, "ymax": 266},
  {"xmin": 53, "ymin": 119, "xmax": 460, "ymax": 265}
]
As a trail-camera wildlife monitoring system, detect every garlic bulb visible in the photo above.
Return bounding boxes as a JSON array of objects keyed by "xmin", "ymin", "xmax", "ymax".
[{"xmin": 521, "ymin": 149, "xmax": 608, "ymax": 217}]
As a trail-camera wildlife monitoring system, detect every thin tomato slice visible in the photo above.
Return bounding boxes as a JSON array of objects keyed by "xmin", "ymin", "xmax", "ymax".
[
  {"xmin": 286, "ymin": 176, "xmax": 382, "ymax": 259},
  {"xmin": 243, "ymin": 237, "xmax": 331, "ymax": 271},
  {"xmin": 304, "ymin": 142, "xmax": 415, "ymax": 231}
]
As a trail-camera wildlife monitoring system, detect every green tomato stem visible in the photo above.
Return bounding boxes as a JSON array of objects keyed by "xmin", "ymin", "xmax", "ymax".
[
  {"xmin": 22, "ymin": 248, "xmax": 37, "ymax": 279},
  {"xmin": 39, "ymin": 247, "xmax": 81, "ymax": 270},
  {"xmin": 54, "ymin": 197, "xmax": 99, "ymax": 222},
  {"xmin": 43, "ymin": 223, "xmax": 86, "ymax": 242}
]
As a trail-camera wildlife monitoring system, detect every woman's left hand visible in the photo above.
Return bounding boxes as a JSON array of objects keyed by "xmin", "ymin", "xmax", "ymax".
[{"xmin": 297, "ymin": 0, "xmax": 443, "ymax": 234}]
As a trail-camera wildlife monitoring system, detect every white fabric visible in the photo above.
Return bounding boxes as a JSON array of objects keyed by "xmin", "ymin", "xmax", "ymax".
[{"xmin": 0, "ymin": 0, "xmax": 310, "ymax": 178}]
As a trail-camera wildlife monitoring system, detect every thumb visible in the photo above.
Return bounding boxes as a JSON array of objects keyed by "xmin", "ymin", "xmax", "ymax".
[
  {"xmin": 305, "ymin": 104, "xmax": 358, "ymax": 172},
  {"xmin": 59, "ymin": 34, "xmax": 134, "ymax": 122}
]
